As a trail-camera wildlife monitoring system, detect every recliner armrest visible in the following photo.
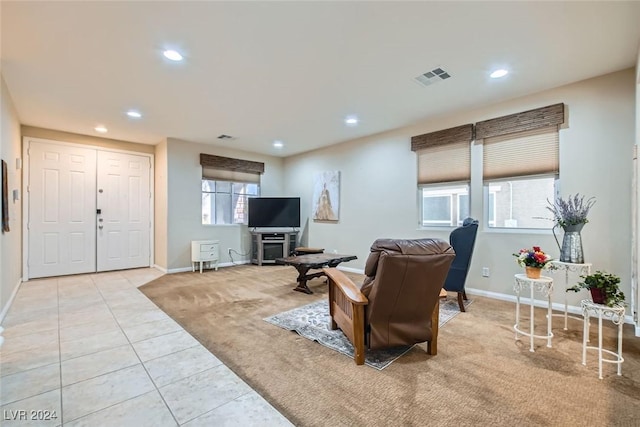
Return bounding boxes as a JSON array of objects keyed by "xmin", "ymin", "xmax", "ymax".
[{"xmin": 322, "ymin": 268, "xmax": 368, "ymax": 305}]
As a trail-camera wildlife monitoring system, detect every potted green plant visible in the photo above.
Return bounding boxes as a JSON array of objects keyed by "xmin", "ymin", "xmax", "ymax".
[{"xmin": 567, "ymin": 270, "xmax": 625, "ymax": 307}]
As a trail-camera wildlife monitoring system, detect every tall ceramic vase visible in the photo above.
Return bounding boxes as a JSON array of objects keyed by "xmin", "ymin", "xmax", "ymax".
[{"xmin": 554, "ymin": 223, "xmax": 585, "ymax": 264}]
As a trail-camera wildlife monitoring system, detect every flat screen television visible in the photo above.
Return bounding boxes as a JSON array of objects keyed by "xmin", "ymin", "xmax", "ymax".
[{"xmin": 248, "ymin": 197, "xmax": 300, "ymax": 228}]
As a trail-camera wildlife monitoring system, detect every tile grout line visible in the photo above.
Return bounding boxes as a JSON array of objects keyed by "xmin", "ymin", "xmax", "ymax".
[
  {"xmin": 56, "ymin": 276, "xmax": 64, "ymax": 426},
  {"xmin": 178, "ymin": 390, "xmax": 256, "ymax": 426},
  {"xmin": 89, "ymin": 271, "xmax": 182, "ymax": 427},
  {"xmin": 57, "ymin": 272, "xmax": 155, "ymax": 425}
]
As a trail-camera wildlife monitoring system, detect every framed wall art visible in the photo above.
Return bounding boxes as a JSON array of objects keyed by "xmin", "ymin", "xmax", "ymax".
[{"xmin": 312, "ymin": 170, "xmax": 340, "ymax": 222}]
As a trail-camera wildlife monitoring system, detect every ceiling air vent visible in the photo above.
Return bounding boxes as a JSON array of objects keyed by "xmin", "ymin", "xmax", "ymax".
[
  {"xmin": 414, "ymin": 67, "xmax": 451, "ymax": 87},
  {"xmin": 217, "ymin": 134, "xmax": 234, "ymax": 140}
]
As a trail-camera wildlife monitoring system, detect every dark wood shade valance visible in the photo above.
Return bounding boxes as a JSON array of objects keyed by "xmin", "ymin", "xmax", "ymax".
[
  {"xmin": 199, "ymin": 153, "xmax": 264, "ymax": 174},
  {"xmin": 411, "ymin": 124, "xmax": 474, "ymax": 151},
  {"xmin": 475, "ymin": 103, "xmax": 564, "ymax": 140}
]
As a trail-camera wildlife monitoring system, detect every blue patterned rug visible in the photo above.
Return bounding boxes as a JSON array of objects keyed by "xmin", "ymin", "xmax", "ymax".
[{"xmin": 264, "ymin": 297, "xmax": 472, "ymax": 370}]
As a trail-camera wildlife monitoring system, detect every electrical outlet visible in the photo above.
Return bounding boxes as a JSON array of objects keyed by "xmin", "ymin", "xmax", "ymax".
[{"xmin": 482, "ymin": 267, "xmax": 490, "ymax": 277}]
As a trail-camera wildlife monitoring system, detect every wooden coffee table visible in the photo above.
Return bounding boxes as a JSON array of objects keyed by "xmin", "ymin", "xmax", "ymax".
[{"xmin": 276, "ymin": 253, "xmax": 357, "ymax": 294}]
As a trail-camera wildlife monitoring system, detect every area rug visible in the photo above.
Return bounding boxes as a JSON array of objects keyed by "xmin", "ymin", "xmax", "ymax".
[{"xmin": 264, "ymin": 297, "xmax": 472, "ymax": 370}]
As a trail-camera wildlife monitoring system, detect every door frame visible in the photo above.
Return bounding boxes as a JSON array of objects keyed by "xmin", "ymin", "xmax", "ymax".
[{"xmin": 22, "ymin": 137, "xmax": 155, "ymax": 281}]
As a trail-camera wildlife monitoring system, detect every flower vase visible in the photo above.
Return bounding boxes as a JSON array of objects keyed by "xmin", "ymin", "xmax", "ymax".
[
  {"xmin": 560, "ymin": 223, "xmax": 585, "ymax": 264},
  {"xmin": 525, "ymin": 266, "xmax": 542, "ymax": 279}
]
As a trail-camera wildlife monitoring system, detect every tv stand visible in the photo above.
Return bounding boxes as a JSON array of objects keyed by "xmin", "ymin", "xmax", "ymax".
[{"xmin": 251, "ymin": 230, "xmax": 298, "ymax": 266}]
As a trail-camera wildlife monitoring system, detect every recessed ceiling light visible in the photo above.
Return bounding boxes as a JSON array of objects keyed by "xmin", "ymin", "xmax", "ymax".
[
  {"xmin": 490, "ymin": 69, "xmax": 509, "ymax": 79},
  {"xmin": 163, "ymin": 49, "xmax": 183, "ymax": 61},
  {"xmin": 273, "ymin": 140, "xmax": 284, "ymax": 148},
  {"xmin": 94, "ymin": 125, "xmax": 108, "ymax": 133},
  {"xmin": 126, "ymin": 110, "xmax": 142, "ymax": 118},
  {"xmin": 345, "ymin": 116, "xmax": 359, "ymax": 126}
]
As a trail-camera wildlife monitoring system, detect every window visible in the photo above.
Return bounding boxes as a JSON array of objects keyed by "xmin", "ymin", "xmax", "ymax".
[
  {"xmin": 482, "ymin": 127, "xmax": 559, "ymax": 229},
  {"xmin": 412, "ymin": 124, "xmax": 473, "ymax": 227},
  {"xmin": 484, "ymin": 176, "xmax": 555, "ymax": 228},
  {"xmin": 199, "ymin": 153, "xmax": 264, "ymax": 225},
  {"xmin": 420, "ymin": 184, "xmax": 469, "ymax": 227},
  {"xmin": 202, "ymin": 180, "xmax": 259, "ymax": 225}
]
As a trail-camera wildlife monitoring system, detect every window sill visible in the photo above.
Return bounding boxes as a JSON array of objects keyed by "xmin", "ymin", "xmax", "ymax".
[
  {"xmin": 483, "ymin": 227, "xmax": 552, "ymax": 235},
  {"xmin": 416, "ymin": 226, "xmax": 456, "ymax": 232}
]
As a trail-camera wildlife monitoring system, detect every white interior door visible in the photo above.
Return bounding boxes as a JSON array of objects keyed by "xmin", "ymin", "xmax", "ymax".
[
  {"xmin": 28, "ymin": 142, "xmax": 97, "ymax": 278},
  {"xmin": 96, "ymin": 151, "xmax": 151, "ymax": 272}
]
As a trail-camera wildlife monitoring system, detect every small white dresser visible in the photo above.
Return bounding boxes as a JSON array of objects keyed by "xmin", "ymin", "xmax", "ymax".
[{"xmin": 191, "ymin": 240, "xmax": 220, "ymax": 273}]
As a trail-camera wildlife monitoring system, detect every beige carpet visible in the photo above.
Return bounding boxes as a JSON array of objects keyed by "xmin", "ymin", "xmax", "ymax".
[{"xmin": 139, "ymin": 265, "xmax": 640, "ymax": 427}]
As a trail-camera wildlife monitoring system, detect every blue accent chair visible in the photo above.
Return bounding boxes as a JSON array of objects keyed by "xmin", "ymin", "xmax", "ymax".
[{"xmin": 443, "ymin": 218, "xmax": 478, "ymax": 312}]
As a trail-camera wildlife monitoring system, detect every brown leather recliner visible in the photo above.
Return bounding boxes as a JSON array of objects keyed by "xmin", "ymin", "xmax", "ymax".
[{"xmin": 323, "ymin": 238, "xmax": 455, "ymax": 365}]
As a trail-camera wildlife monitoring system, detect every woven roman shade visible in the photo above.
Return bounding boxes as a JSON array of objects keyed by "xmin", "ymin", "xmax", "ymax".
[
  {"xmin": 482, "ymin": 127, "xmax": 559, "ymax": 180},
  {"xmin": 412, "ymin": 124, "xmax": 473, "ymax": 185},
  {"xmin": 200, "ymin": 153, "xmax": 264, "ymax": 183},
  {"xmin": 475, "ymin": 103, "xmax": 564, "ymax": 140}
]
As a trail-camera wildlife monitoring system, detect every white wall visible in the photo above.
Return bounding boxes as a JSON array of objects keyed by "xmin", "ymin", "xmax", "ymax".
[
  {"xmin": 0, "ymin": 73, "xmax": 23, "ymax": 320},
  {"xmin": 164, "ymin": 138, "xmax": 284, "ymax": 271},
  {"xmin": 284, "ymin": 69, "xmax": 636, "ymax": 309},
  {"xmin": 154, "ymin": 139, "xmax": 168, "ymax": 270},
  {"xmin": 635, "ymin": 46, "xmax": 640, "ymax": 332}
]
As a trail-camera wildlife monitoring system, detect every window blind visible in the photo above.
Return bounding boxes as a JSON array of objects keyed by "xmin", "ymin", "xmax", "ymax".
[
  {"xmin": 200, "ymin": 153, "xmax": 263, "ymax": 183},
  {"xmin": 417, "ymin": 141, "xmax": 470, "ymax": 184},
  {"xmin": 482, "ymin": 126, "xmax": 559, "ymax": 180},
  {"xmin": 412, "ymin": 124, "xmax": 473, "ymax": 185},
  {"xmin": 201, "ymin": 168, "xmax": 260, "ymax": 183}
]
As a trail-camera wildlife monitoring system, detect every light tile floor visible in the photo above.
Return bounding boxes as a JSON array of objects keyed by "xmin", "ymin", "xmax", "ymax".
[{"xmin": 0, "ymin": 268, "xmax": 293, "ymax": 426}]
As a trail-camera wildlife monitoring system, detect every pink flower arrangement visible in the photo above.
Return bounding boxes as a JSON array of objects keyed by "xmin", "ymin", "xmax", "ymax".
[{"xmin": 513, "ymin": 246, "xmax": 552, "ymax": 268}]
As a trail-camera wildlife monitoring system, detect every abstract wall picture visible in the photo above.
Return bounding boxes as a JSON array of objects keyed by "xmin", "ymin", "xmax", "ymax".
[{"xmin": 313, "ymin": 171, "xmax": 340, "ymax": 222}]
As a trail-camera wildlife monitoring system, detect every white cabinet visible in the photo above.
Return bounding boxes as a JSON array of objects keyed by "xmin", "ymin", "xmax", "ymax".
[{"xmin": 191, "ymin": 240, "xmax": 220, "ymax": 273}]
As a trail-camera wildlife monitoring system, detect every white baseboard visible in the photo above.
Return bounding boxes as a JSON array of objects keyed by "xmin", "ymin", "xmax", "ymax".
[
  {"xmin": 336, "ymin": 265, "xmax": 365, "ymax": 275},
  {"xmin": 152, "ymin": 264, "xmax": 168, "ymax": 273},
  {"xmin": 0, "ymin": 278, "xmax": 23, "ymax": 324},
  {"xmin": 168, "ymin": 266, "xmax": 196, "ymax": 274},
  {"xmin": 166, "ymin": 260, "xmax": 251, "ymax": 274},
  {"xmin": 635, "ymin": 325, "xmax": 640, "ymax": 337},
  {"xmin": 465, "ymin": 287, "xmax": 635, "ymax": 326},
  {"xmin": 219, "ymin": 260, "xmax": 251, "ymax": 268}
]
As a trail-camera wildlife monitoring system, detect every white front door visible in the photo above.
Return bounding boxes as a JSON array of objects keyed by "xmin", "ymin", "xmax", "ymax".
[
  {"xmin": 96, "ymin": 151, "xmax": 151, "ymax": 272},
  {"xmin": 28, "ymin": 142, "xmax": 97, "ymax": 278}
]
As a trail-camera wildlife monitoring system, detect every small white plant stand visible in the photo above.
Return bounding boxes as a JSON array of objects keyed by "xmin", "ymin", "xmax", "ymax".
[
  {"xmin": 514, "ymin": 274, "xmax": 554, "ymax": 352},
  {"xmin": 549, "ymin": 261, "xmax": 592, "ymax": 330},
  {"xmin": 581, "ymin": 299, "xmax": 625, "ymax": 379}
]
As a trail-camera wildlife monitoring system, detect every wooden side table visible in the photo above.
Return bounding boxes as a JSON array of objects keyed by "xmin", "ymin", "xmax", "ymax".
[
  {"xmin": 581, "ymin": 299, "xmax": 625, "ymax": 379},
  {"xmin": 294, "ymin": 247, "xmax": 325, "ymax": 255},
  {"xmin": 514, "ymin": 274, "xmax": 554, "ymax": 352}
]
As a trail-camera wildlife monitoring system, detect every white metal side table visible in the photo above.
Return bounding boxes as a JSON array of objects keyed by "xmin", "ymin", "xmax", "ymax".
[
  {"xmin": 514, "ymin": 274, "xmax": 554, "ymax": 352},
  {"xmin": 581, "ymin": 299, "xmax": 625, "ymax": 379},
  {"xmin": 549, "ymin": 261, "xmax": 592, "ymax": 330}
]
